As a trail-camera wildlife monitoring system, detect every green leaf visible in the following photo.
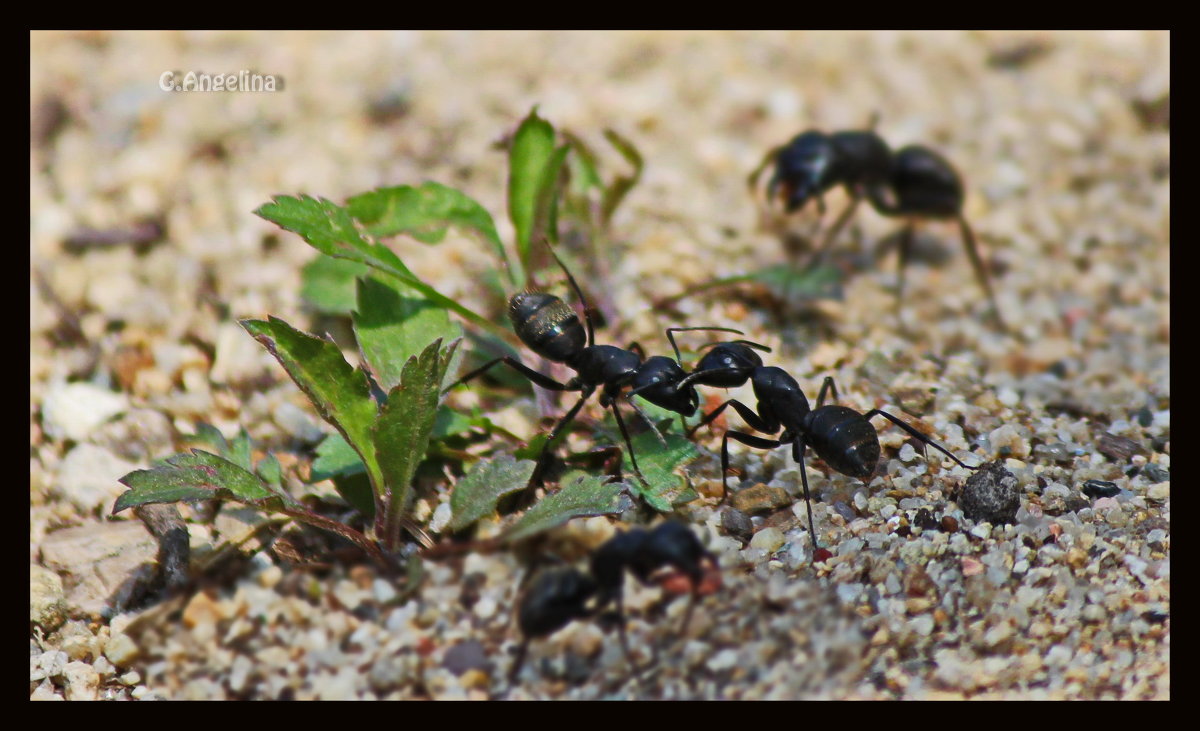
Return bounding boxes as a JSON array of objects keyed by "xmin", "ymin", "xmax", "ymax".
[
  {"xmin": 187, "ymin": 423, "xmax": 228, "ymax": 453},
  {"xmin": 256, "ymin": 453, "xmax": 283, "ymax": 490},
  {"xmin": 563, "ymin": 132, "xmax": 604, "ymax": 197},
  {"xmin": 447, "ymin": 455, "xmax": 536, "ymax": 533},
  {"xmin": 508, "ymin": 109, "xmax": 557, "ymax": 277},
  {"xmin": 346, "ymin": 183, "xmax": 511, "ymax": 283},
  {"xmin": 374, "ymin": 338, "xmax": 460, "ymax": 546},
  {"xmin": 240, "ymin": 317, "xmax": 384, "ymax": 508},
  {"xmin": 744, "ymin": 263, "xmax": 842, "ymax": 301},
  {"xmin": 311, "ymin": 432, "xmax": 365, "ymax": 480},
  {"xmin": 599, "ymin": 128, "xmax": 643, "ymax": 227},
  {"xmin": 114, "ymin": 449, "xmax": 276, "ymax": 514},
  {"xmin": 301, "ymin": 256, "xmax": 370, "ymax": 315},
  {"xmin": 310, "ymin": 433, "xmax": 375, "ymax": 517},
  {"xmin": 255, "ymin": 195, "xmax": 503, "ymax": 337},
  {"xmin": 532, "ymin": 143, "xmax": 570, "ymax": 249},
  {"xmin": 353, "ymin": 275, "xmax": 463, "ymax": 392},
  {"xmin": 620, "ymin": 431, "xmax": 701, "ymax": 512},
  {"xmin": 227, "ymin": 428, "xmax": 254, "ymax": 472},
  {"xmin": 501, "ymin": 473, "xmax": 625, "ymax": 543}
]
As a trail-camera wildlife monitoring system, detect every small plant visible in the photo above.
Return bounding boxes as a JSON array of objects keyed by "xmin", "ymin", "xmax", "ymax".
[{"xmin": 114, "ymin": 108, "xmax": 700, "ymax": 572}]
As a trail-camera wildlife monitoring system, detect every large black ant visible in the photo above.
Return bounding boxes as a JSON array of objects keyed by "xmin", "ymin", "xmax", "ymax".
[
  {"xmin": 679, "ymin": 354, "xmax": 980, "ymax": 553},
  {"xmin": 508, "ymin": 520, "xmax": 720, "ymax": 687},
  {"xmin": 444, "ymin": 247, "xmax": 748, "ymax": 489},
  {"xmin": 760, "ymin": 127, "xmax": 1004, "ymax": 327}
]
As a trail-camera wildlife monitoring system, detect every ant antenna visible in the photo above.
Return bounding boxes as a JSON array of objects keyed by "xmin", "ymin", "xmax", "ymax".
[{"xmin": 543, "ymin": 238, "xmax": 596, "ymax": 347}]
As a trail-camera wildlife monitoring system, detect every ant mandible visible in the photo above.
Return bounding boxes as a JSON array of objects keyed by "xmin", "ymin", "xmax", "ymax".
[
  {"xmin": 679, "ymin": 356, "xmax": 979, "ymax": 553},
  {"xmin": 508, "ymin": 521, "xmax": 720, "ymax": 687},
  {"xmin": 760, "ymin": 126, "xmax": 1005, "ymax": 328}
]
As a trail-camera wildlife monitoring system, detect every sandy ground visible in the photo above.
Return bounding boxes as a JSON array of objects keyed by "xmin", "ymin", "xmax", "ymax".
[{"xmin": 31, "ymin": 31, "xmax": 1168, "ymax": 699}]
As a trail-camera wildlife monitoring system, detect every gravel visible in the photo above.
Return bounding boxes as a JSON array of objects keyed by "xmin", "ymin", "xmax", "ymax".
[{"xmin": 31, "ymin": 31, "xmax": 1168, "ymax": 700}]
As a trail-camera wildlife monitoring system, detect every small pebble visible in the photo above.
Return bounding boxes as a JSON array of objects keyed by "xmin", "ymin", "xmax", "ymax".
[
  {"xmin": 62, "ymin": 661, "xmax": 100, "ymax": 700},
  {"xmin": 1141, "ymin": 463, "xmax": 1168, "ymax": 483},
  {"xmin": 730, "ymin": 484, "xmax": 790, "ymax": 514},
  {"xmin": 959, "ymin": 461, "xmax": 1020, "ymax": 525},
  {"xmin": 749, "ymin": 527, "xmax": 785, "ymax": 553},
  {"xmin": 104, "ymin": 633, "xmax": 140, "ymax": 667},
  {"xmin": 721, "ymin": 508, "xmax": 754, "ymax": 541},
  {"xmin": 1081, "ymin": 479, "xmax": 1120, "ymax": 499}
]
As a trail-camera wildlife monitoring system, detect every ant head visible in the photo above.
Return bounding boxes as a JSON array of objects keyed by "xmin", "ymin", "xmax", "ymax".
[
  {"xmin": 688, "ymin": 342, "xmax": 763, "ymax": 388},
  {"xmin": 509, "ymin": 291, "xmax": 586, "ymax": 363},
  {"xmin": 630, "ymin": 356, "xmax": 698, "ymax": 416},
  {"xmin": 633, "ymin": 521, "xmax": 711, "ymax": 588},
  {"xmin": 769, "ymin": 130, "xmax": 837, "ymax": 212}
]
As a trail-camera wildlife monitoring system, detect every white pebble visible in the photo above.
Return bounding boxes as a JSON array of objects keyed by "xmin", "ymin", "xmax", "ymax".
[{"xmin": 41, "ymin": 381, "xmax": 128, "ymax": 442}]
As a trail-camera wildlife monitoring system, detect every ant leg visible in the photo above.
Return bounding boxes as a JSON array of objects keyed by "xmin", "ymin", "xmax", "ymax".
[
  {"xmin": 610, "ymin": 595, "xmax": 643, "ymax": 679},
  {"xmin": 441, "ymin": 356, "xmax": 576, "ymax": 395},
  {"xmin": 809, "ymin": 194, "xmax": 863, "ymax": 268},
  {"xmin": 896, "ymin": 222, "xmax": 915, "ymax": 306},
  {"xmin": 529, "ymin": 391, "xmax": 594, "ymax": 487},
  {"xmin": 791, "ymin": 439, "xmax": 820, "ymax": 551},
  {"xmin": 721, "ymin": 430, "xmax": 783, "ymax": 502},
  {"xmin": 606, "ymin": 397, "xmax": 651, "ymax": 485},
  {"xmin": 752, "ymin": 145, "xmax": 782, "ymax": 199},
  {"xmin": 624, "ymin": 397, "xmax": 669, "ymax": 447},
  {"xmin": 507, "ymin": 637, "xmax": 532, "ymax": 688},
  {"xmin": 957, "ymin": 215, "xmax": 1007, "ymax": 330},
  {"xmin": 862, "ymin": 409, "xmax": 980, "ymax": 471},
  {"xmin": 688, "ymin": 398, "xmax": 773, "ymax": 438},
  {"xmin": 815, "ymin": 376, "xmax": 840, "ymax": 408}
]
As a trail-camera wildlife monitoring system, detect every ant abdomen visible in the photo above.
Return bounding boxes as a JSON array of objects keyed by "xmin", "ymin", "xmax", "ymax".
[
  {"xmin": 805, "ymin": 406, "xmax": 881, "ymax": 479},
  {"xmin": 508, "ymin": 292, "xmax": 586, "ymax": 363},
  {"xmin": 518, "ymin": 567, "xmax": 598, "ymax": 639},
  {"xmin": 880, "ymin": 145, "xmax": 964, "ymax": 218}
]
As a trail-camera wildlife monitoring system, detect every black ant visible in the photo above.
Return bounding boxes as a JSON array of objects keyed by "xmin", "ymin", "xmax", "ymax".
[
  {"xmin": 444, "ymin": 247, "xmax": 746, "ymax": 490},
  {"xmin": 625, "ymin": 327, "xmax": 771, "ymax": 432},
  {"xmin": 761, "ymin": 128, "xmax": 1004, "ymax": 327},
  {"xmin": 679, "ymin": 356, "xmax": 979, "ymax": 554},
  {"xmin": 508, "ymin": 521, "xmax": 720, "ymax": 687}
]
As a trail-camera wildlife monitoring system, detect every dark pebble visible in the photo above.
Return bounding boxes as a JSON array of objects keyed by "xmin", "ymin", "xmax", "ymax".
[
  {"xmin": 563, "ymin": 650, "xmax": 594, "ymax": 685},
  {"xmin": 1142, "ymin": 610, "xmax": 1169, "ymax": 624},
  {"xmin": 458, "ymin": 571, "xmax": 486, "ymax": 610},
  {"xmin": 959, "ymin": 461, "xmax": 1021, "ymax": 524},
  {"xmin": 1097, "ymin": 432, "xmax": 1147, "ymax": 461},
  {"xmin": 1081, "ymin": 479, "xmax": 1121, "ymax": 499},
  {"xmin": 914, "ymin": 508, "xmax": 940, "ymax": 531},
  {"xmin": 721, "ymin": 508, "xmax": 754, "ymax": 542},
  {"xmin": 941, "ymin": 515, "xmax": 960, "ymax": 532},
  {"xmin": 1142, "ymin": 463, "xmax": 1169, "ymax": 483},
  {"xmin": 442, "ymin": 639, "xmax": 490, "ymax": 676},
  {"xmin": 1133, "ymin": 406, "xmax": 1154, "ymax": 427},
  {"xmin": 833, "ymin": 501, "xmax": 857, "ymax": 522}
]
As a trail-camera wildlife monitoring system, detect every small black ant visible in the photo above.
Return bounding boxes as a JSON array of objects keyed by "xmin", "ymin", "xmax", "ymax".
[
  {"xmin": 508, "ymin": 521, "xmax": 720, "ymax": 686},
  {"xmin": 681, "ymin": 360, "xmax": 979, "ymax": 553},
  {"xmin": 761, "ymin": 128, "xmax": 1004, "ymax": 327}
]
